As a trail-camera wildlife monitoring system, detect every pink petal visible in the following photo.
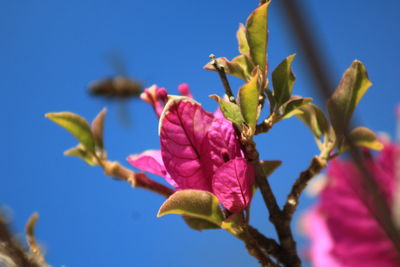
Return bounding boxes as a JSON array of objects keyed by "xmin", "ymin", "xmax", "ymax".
[
  {"xmin": 315, "ymin": 144, "xmax": 400, "ymax": 266},
  {"xmin": 159, "ymin": 98, "xmax": 214, "ymax": 191},
  {"xmin": 302, "ymin": 208, "xmax": 341, "ymax": 267},
  {"xmin": 202, "ymin": 117, "xmax": 242, "ymax": 175},
  {"xmin": 212, "ymin": 157, "xmax": 254, "ymax": 213},
  {"xmin": 127, "ymin": 150, "xmax": 177, "ymax": 188}
]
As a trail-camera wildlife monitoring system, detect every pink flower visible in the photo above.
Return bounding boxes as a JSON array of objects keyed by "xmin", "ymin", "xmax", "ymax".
[
  {"xmin": 129, "ymin": 84, "xmax": 254, "ymax": 213},
  {"xmin": 303, "ymin": 143, "xmax": 400, "ymax": 266}
]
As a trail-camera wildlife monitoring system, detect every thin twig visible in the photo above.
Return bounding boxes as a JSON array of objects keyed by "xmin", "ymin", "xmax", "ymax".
[
  {"xmin": 103, "ymin": 161, "xmax": 175, "ymax": 198},
  {"xmin": 283, "ymin": 156, "xmax": 326, "ymax": 219},
  {"xmin": 209, "ymin": 54, "xmax": 236, "ymax": 103}
]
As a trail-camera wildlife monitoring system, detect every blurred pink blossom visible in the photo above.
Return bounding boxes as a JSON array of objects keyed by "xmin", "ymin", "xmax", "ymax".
[
  {"xmin": 129, "ymin": 85, "xmax": 254, "ymax": 213},
  {"xmin": 303, "ymin": 142, "xmax": 400, "ymax": 266}
]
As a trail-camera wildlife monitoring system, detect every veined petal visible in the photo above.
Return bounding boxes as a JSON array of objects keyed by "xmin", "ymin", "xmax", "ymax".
[
  {"xmin": 203, "ymin": 117, "xmax": 242, "ymax": 174},
  {"xmin": 212, "ymin": 157, "xmax": 254, "ymax": 213},
  {"xmin": 160, "ymin": 98, "xmax": 214, "ymax": 191},
  {"xmin": 127, "ymin": 150, "xmax": 177, "ymax": 188}
]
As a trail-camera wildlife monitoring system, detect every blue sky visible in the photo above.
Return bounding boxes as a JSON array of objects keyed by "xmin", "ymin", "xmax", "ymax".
[{"xmin": 1, "ymin": 1, "xmax": 399, "ymax": 266}]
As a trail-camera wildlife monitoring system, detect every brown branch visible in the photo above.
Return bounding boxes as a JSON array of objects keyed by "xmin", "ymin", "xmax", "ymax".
[
  {"xmin": 247, "ymin": 225, "xmax": 286, "ymax": 265},
  {"xmin": 283, "ymin": 156, "xmax": 326, "ymax": 219},
  {"xmin": 103, "ymin": 161, "xmax": 175, "ymax": 198},
  {"xmin": 241, "ymin": 136, "xmax": 301, "ymax": 267},
  {"xmin": 255, "ymin": 119, "xmax": 273, "ymax": 135}
]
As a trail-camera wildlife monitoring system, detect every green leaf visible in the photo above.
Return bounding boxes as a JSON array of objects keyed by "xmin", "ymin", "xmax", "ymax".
[
  {"xmin": 281, "ymin": 96, "xmax": 312, "ymax": 119},
  {"xmin": 91, "ymin": 108, "xmax": 107, "ymax": 152},
  {"xmin": 157, "ymin": 190, "xmax": 225, "ymax": 226},
  {"xmin": 237, "ymin": 23, "xmax": 250, "ymax": 55},
  {"xmin": 238, "ymin": 69, "xmax": 261, "ymax": 133},
  {"xmin": 232, "ymin": 55, "xmax": 254, "ymax": 80},
  {"xmin": 46, "ymin": 112, "xmax": 95, "ymax": 152},
  {"xmin": 296, "ymin": 103, "xmax": 330, "ymax": 138},
  {"xmin": 272, "ymin": 54, "xmax": 296, "ymax": 106},
  {"xmin": 327, "ymin": 60, "xmax": 372, "ymax": 134},
  {"xmin": 345, "ymin": 127, "xmax": 383, "ymax": 151},
  {"xmin": 203, "ymin": 57, "xmax": 247, "ymax": 81},
  {"xmin": 64, "ymin": 144, "xmax": 98, "ymax": 166},
  {"xmin": 246, "ymin": 1, "xmax": 270, "ymax": 73},
  {"xmin": 182, "ymin": 215, "xmax": 220, "ymax": 231},
  {"xmin": 260, "ymin": 160, "xmax": 282, "ymax": 178},
  {"xmin": 210, "ymin": 94, "xmax": 245, "ymax": 128}
]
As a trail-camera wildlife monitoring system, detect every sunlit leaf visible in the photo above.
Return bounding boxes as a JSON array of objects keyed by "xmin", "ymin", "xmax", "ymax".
[
  {"xmin": 272, "ymin": 54, "xmax": 296, "ymax": 106},
  {"xmin": 327, "ymin": 60, "xmax": 372, "ymax": 134},
  {"xmin": 238, "ymin": 69, "xmax": 261, "ymax": 133},
  {"xmin": 296, "ymin": 103, "xmax": 330, "ymax": 138},
  {"xmin": 91, "ymin": 108, "xmax": 107, "ymax": 152},
  {"xmin": 157, "ymin": 190, "xmax": 225, "ymax": 226},
  {"xmin": 210, "ymin": 94, "xmax": 245, "ymax": 128},
  {"xmin": 237, "ymin": 23, "xmax": 250, "ymax": 55},
  {"xmin": 246, "ymin": 1, "xmax": 270, "ymax": 73},
  {"xmin": 64, "ymin": 144, "xmax": 98, "ymax": 166},
  {"xmin": 343, "ymin": 127, "xmax": 383, "ymax": 151},
  {"xmin": 281, "ymin": 96, "xmax": 312, "ymax": 119},
  {"xmin": 232, "ymin": 55, "xmax": 254, "ymax": 80},
  {"xmin": 182, "ymin": 215, "xmax": 220, "ymax": 231},
  {"xmin": 46, "ymin": 112, "xmax": 95, "ymax": 152}
]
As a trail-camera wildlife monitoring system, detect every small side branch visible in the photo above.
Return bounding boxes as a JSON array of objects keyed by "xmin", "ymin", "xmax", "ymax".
[
  {"xmin": 283, "ymin": 156, "xmax": 326, "ymax": 219},
  {"xmin": 103, "ymin": 161, "xmax": 175, "ymax": 198},
  {"xmin": 209, "ymin": 54, "xmax": 236, "ymax": 103}
]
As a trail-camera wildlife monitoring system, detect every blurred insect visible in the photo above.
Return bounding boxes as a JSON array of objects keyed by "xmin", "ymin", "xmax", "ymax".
[{"xmin": 88, "ymin": 53, "xmax": 144, "ymax": 126}]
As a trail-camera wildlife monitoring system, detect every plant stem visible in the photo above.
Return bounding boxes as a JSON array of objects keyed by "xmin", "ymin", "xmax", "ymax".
[
  {"xmin": 209, "ymin": 54, "xmax": 236, "ymax": 103},
  {"xmin": 102, "ymin": 161, "xmax": 175, "ymax": 198},
  {"xmin": 283, "ymin": 156, "xmax": 326, "ymax": 219},
  {"xmin": 242, "ymin": 136, "xmax": 301, "ymax": 266},
  {"xmin": 247, "ymin": 225, "xmax": 286, "ymax": 265}
]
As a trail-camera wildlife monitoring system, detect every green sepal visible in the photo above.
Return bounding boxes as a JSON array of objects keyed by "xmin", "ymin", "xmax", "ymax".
[
  {"xmin": 342, "ymin": 126, "xmax": 383, "ymax": 151},
  {"xmin": 238, "ymin": 68, "xmax": 261, "ymax": 134},
  {"xmin": 64, "ymin": 144, "xmax": 98, "ymax": 166},
  {"xmin": 272, "ymin": 54, "xmax": 296, "ymax": 107},
  {"xmin": 246, "ymin": 1, "xmax": 270, "ymax": 73},
  {"xmin": 327, "ymin": 60, "xmax": 372, "ymax": 135},
  {"xmin": 296, "ymin": 103, "xmax": 330, "ymax": 138},
  {"xmin": 46, "ymin": 112, "xmax": 95, "ymax": 152},
  {"xmin": 157, "ymin": 190, "xmax": 225, "ymax": 227},
  {"xmin": 182, "ymin": 215, "xmax": 220, "ymax": 231},
  {"xmin": 210, "ymin": 94, "xmax": 245, "ymax": 129}
]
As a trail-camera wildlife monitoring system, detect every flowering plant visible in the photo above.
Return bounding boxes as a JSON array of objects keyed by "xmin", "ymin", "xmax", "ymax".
[{"xmin": 16, "ymin": 1, "xmax": 395, "ymax": 266}]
